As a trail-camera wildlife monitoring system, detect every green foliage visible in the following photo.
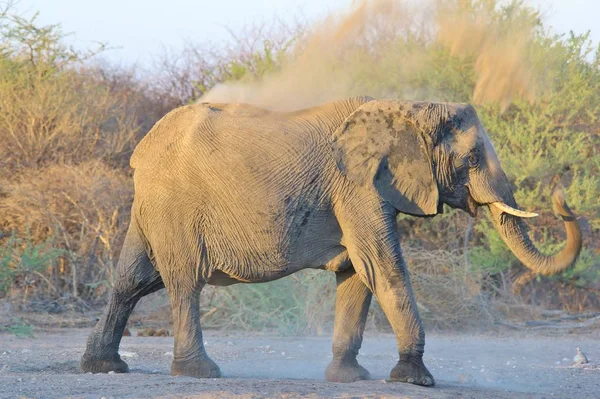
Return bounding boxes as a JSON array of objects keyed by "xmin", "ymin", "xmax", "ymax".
[
  {"xmin": 0, "ymin": 318, "xmax": 34, "ymax": 337},
  {"xmin": 0, "ymin": 233, "xmax": 63, "ymax": 295},
  {"xmin": 469, "ymin": 30, "xmax": 600, "ymax": 284},
  {"xmin": 1, "ymin": 12, "xmax": 96, "ymax": 70},
  {"xmin": 200, "ymin": 270, "xmax": 335, "ymax": 335}
]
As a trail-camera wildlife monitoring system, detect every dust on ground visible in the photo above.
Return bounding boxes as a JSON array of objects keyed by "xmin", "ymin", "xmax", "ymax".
[{"xmin": 1, "ymin": 328, "xmax": 599, "ymax": 399}]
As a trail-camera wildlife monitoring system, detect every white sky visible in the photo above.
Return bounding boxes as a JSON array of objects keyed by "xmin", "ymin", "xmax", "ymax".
[{"xmin": 13, "ymin": 0, "xmax": 600, "ymax": 67}]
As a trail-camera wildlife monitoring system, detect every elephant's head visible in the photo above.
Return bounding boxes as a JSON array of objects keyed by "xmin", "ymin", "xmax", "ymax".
[{"xmin": 331, "ymin": 99, "xmax": 582, "ymax": 275}]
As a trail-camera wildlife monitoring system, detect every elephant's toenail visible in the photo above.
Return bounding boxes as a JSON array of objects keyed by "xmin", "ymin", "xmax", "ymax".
[
  {"xmin": 423, "ymin": 377, "xmax": 432, "ymax": 385},
  {"xmin": 407, "ymin": 377, "xmax": 415, "ymax": 383}
]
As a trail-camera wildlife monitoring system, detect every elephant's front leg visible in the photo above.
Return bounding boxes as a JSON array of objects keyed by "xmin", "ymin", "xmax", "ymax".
[
  {"xmin": 372, "ymin": 260, "xmax": 434, "ymax": 386},
  {"xmin": 343, "ymin": 212, "xmax": 434, "ymax": 386},
  {"xmin": 325, "ymin": 267, "xmax": 373, "ymax": 382}
]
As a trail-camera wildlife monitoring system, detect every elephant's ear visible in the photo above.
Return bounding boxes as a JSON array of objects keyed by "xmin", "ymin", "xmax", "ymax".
[{"xmin": 331, "ymin": 100, "xmax": 445, "ymax": 216}]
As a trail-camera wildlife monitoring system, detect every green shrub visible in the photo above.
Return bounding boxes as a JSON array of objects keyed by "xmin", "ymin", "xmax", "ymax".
[
  {"xmin": 200, "ymin": 270, "xmax": 335, "ymax": 335},
  {"xmin": 0, "ymin": 233, "xmax": 63, "ymax": 297}
]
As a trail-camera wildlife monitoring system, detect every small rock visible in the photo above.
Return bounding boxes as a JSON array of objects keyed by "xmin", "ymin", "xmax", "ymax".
[
  {"xmin": 17, "ymin": 377, "xmax": 22, "ymax": 382},
  {"xmin": 573, "ymin": 347, "xmax": 589, "ymax": 365},
  {"xmin": 457, "ymin": 373, "xmax": 474, "ymax": 384},
  {"xmin": 21, "ymin": 349, "xmax": 30, "ymax": 354},
  {"xmin": 164, "ymin": 351, "xmax": 173, "ymax": 357},
  {"xmin": 281, "ymin": 352, "xmax": 286, "ymax": 356}
]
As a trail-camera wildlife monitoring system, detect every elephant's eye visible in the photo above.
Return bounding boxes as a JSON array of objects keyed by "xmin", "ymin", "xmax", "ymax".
[{"xmin": 468, "ymin": 152, "xmax": 479, "ymax": 167}]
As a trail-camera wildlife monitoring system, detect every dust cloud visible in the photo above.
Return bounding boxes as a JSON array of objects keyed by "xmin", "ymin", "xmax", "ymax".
[{"xmin": 200, "ymin": 0, "xmax": 543, "ymax": 112}]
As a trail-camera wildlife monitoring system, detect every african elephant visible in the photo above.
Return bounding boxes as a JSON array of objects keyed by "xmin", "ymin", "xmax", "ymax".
[{"xmin": 80, "ymin": 97, "xmax": 582, "ymax": 386}]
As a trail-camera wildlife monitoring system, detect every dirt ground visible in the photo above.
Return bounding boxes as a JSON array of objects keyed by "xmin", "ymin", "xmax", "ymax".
[{"xmin": 1, "ymin": 328, "xmax": 599, "ymax": 399}]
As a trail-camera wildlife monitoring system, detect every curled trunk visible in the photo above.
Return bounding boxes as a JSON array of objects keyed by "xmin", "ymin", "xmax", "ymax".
[{"xmin": 488, "ymin": 191, "xmax": 582, "ymax": 276}]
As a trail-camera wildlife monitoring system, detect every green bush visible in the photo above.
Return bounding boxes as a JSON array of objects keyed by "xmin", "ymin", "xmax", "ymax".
[
  {"xmin": 200, "ymin": 270, "xmax": 335, "ymax": 335},
  {"xmin": 0, "ymin": 233, "xmax": 63, "ymax": 297}
]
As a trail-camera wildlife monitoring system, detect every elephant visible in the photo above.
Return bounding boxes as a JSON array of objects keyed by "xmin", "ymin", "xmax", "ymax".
[{"xmin": 80, "ymin": 96, "xmax": 582, "ymax": 386}]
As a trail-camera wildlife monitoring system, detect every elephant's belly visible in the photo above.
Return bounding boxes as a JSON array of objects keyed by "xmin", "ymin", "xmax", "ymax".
[
  {"xmin": 205, "ymin": 244, "xmax": 348, "ymax": 286},
  {"xmin": 205, "ymin": 269, "xmax": 250, "ymax": 286},
  {"xmin": 202, "ymin": 203, "xmax": 346, "ymax": 284}
]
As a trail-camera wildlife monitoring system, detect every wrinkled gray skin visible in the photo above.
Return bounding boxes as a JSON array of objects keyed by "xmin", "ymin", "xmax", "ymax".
[{"xmin": 81, "ymin": 97, "xmax": 582, "ymax": 386}]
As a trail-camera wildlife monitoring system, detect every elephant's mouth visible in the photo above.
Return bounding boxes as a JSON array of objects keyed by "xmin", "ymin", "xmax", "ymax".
[
  {"xmin": 438, "ymin": 188, "xmax": 479, "ymax": 216},
  {"xmin": 466, "ymin": 194, "xmax": 479, "ymax": 217}
]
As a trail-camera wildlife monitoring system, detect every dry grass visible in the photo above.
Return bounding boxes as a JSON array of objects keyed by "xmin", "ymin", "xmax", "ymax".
[
  {"xmin": 0, "ymin": 67, "xmax": 141, "ymax": 172},
  {"xmin": 0, "ymin": 162, "xmax": 133, "ymax": 303},
  {"xmin": 404, "ymin": 248, "xmax": 496, "ymax": 330}
]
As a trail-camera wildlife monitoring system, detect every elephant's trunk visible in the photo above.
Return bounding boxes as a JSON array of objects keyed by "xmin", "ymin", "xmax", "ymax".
[{"xmin": 487, "ymin": 190, "xmax": 582, "ymax": 276}]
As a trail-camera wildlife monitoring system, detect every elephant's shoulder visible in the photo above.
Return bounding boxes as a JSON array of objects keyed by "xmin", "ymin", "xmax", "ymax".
[
  {"xmin": 287, "ymin": 96, "xmax": 374, "ymax": 131},
  {"xmin": 130, "ymin": 103, "xmax": 228, "ymax": 169}
]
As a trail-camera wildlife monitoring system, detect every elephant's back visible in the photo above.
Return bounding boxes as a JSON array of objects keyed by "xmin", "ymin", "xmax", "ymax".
[
  {"xmin": 131, "ymin": 104, "xmax": 211, "ymax": 169},
  {"xmin": 130, "ymin": 102, "xmax": 289, "ymax": 170}
]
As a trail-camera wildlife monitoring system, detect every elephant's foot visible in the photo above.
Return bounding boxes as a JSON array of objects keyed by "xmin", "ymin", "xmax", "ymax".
[
  {"xmin": 389, "ymin": 353, "xmax": 434, "ymax": 386},
  {"xmin": 80, "ymin": 353, "xmax": 129, "ymax": 374},
  {"xmin": 171, "ymin": 355, "xmax": 221, "ymax": 378},
  {"xmin": 325, "ymin": 358, "xmax": 371, "ymax": 383}
]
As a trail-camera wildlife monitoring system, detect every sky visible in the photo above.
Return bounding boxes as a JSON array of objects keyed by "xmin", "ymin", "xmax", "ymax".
[{"xmin": 12, "ymin": 0, "xmax": 600, "ymax": 68}]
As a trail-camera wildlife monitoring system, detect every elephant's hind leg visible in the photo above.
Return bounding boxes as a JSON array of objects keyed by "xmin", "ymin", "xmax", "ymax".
[
  {"xmin": 325, "ymin": 267, "xmax": 372, "ymax": 383},
  {"xmin": 81, "ymin": 224, "xmax": 164, "ymax": 374},
  {"xmin": 168, "ymin": 283, "xmax": 221, "ymax": 378}
]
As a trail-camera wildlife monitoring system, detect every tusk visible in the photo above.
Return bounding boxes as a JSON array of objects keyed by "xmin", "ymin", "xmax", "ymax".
[{"xmin": 490, "ymin": 202, "xmax": 538, "ymax": 218}]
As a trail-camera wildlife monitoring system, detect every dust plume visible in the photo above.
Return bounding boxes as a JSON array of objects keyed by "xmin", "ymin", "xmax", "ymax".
[
  {"xmin": 436, "ymin": 0, "xmax": 541, "ymax": 110},
  {"xmin": 200, "ymin": 0, "xmax": 544, "ymax": 112}
]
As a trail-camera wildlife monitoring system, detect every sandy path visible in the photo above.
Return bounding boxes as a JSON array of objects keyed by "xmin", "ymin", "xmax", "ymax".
[{"xmin": 0, "ymin": 328, "xmax": 598, "ymax": 398}]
